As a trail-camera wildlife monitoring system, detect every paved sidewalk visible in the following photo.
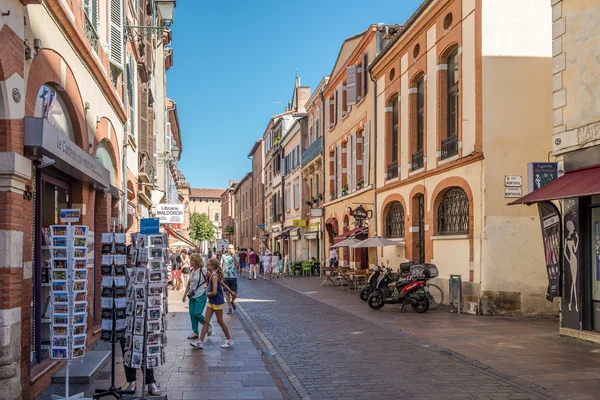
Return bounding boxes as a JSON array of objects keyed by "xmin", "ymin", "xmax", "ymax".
[
  {"xmin": 37, "ymin": 289, "xmax": 286, "ymax": 400},
  {"xmin": 271, "ymin": 276, "xmax": 600, "ymax": 400}
]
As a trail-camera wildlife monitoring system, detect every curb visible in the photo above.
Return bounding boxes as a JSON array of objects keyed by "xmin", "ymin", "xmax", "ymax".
[{"xmin": 270, "ymin": 279, "xmax": 570, "ymax": 400}]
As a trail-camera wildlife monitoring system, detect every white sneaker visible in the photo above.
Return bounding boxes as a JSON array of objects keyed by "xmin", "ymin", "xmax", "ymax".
[
  {"xmin": 207, "ymin": 324, "xmax": 213, "ymax": 337},
  {"xmin": 220, "ymin": 340, "xmax": 234, "ymax": 348},
  {"xmin": 125, "ymin": 381, "xmax": 136, "ymax": 392},
  {"xmin": 190, "ymin": 340, "xmax": 204, "ymax": 349}
]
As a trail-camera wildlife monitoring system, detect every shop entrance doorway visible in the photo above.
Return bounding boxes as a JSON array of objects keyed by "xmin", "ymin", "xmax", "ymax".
[
  {"xmin": 33, "ymin": 171, "xmax": 72, "ymax": 365},
  {"xmin": 590, "ymin": 201, "xmax": 600, "ymax": 332}
]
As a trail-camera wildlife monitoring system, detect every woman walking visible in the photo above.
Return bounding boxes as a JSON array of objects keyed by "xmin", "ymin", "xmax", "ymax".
[
  {"xmin": 182, "ymin": 253, "xmax": 212, "ymax": 340},
  {"xmin": 262, "ymin": 250, "xmax": 272, "ymax": 280},
  {"xmin": 191, "ymin": 258, "xmax": 234, "ymax": 349},
  {"xmin": 181, "ymin": 250, "xmax": 191, "ymax": 292},
  {"xmin": 248, "ymin": 248, "xmax": 258, "ymax": 280}
]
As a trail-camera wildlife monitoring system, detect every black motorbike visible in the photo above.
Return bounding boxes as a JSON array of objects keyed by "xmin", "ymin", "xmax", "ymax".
[
  {"xmin": 367, "ymin": 265, "xmax": 430, "ymax": 313},
  {"xmin": 359, "ymin": 265, "xmax": 382, "ymax": 301}
]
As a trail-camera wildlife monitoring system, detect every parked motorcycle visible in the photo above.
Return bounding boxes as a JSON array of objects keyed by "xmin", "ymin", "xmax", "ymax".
[
  {"xmin": 359, "ymin": 265, "xmax": 382, "ymax": 301},
  {"xmin": 367, "ymin": 265, "xmax": 430, "ymax": 313}
]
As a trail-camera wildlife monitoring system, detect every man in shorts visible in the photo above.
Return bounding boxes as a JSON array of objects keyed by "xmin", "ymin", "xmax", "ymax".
[
  {"xmin": 238, "ymin": 249, "xmax": 247, "ymax": 278},
  {"xmin": 221, "ymin": 244, "xmax": 237, "ymax": 314}
]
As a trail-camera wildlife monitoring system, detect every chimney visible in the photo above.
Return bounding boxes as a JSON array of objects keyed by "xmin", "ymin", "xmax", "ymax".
[{"xmin": 296, "ymin": 87, "xmax": 311, "ymax": 113}]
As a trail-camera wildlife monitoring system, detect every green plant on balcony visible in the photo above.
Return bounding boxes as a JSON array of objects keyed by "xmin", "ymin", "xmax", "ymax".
[
  {"xmin": 274, "ymin": 136, "xmax": 282, "ymax": 146},
  {"xmin": 305, "ymin": 200, "xmax": 313, "ymax": 206},
  {"xmin": 224, "ymin": 225, "xmax": 235, "ymax": 235},
  {"xmin": 318, "ymin": 193, "xmax": 323, "ymax": 201},
  {"xmin": 311, "ymin": 196, "xmax": 317, "ymax": 205},
  {"xmin": 356, "ymin": 178, "xmax": 365, "ymax": 189},
  {"xmin": 342, "ymin": 185, "xmax": 348, "ymax": 196}
]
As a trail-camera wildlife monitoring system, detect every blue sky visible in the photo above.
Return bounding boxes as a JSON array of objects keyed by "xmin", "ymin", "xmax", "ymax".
[{"xmin": 168, "ymin": 0, "xmax": 423, "ymax": 189}]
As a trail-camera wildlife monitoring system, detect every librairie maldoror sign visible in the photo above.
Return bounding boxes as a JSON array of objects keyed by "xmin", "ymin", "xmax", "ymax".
[{"xmin": 155, "ymin": 204, "xmax": 184, "ymax": 224}]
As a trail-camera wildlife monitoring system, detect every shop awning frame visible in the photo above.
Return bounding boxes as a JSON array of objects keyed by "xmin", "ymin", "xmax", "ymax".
[
  {"xmin": 510, "ymin": 164, "xmax": 600, "ymax": 205},
  {"xmin": 333, "ymin": 226, "xmax": 368, "ymax": 244},
  {"xmin": 163, "ymin": 226, "xmax": 199, "ymax": 250}
]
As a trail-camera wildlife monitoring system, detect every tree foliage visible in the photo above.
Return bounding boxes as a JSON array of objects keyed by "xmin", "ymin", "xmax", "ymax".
[{"xmin": 189, "ymin": 212, "xmax": 215, "ymax": 242}]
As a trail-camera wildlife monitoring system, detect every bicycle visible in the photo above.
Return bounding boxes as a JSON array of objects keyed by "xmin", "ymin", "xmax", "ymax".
[{"xmin": 425, "ymin": 283, "xmax": 444, "ymax": 310}]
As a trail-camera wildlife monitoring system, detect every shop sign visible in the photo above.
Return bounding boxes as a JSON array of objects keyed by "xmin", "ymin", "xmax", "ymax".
[
  {"xmin": 504, "ymin": 176, "xmax": 522, "ymax": 187},
  {"xmin": 293, "ymin": 219, "xmax": 307, "ymax": 227},
  {"xmin": 348, "ymin": 205, "xmax": 373, "ymax": 227},
  {"xmin": 310, "ymin": 208, "xmax": 324, "ymax": 217},
  {"xmin": 155, "ymin": 204, "xmax": 184, "ymax": 224},
  {"xmin": 537, "ymin": 202, "xmax": 561, "ymax": 302},
  {"xmin": 308, "ymin": 222, "xmax": 320, "ymax": 232},
  {"xmin": 140, "ymin": 218, "xmax": 160, "ymax": 234},
  {"xmin": 504, "ymin": 187, "xmax": 522, "ymax": 198},
  {"xmin": 60, "ymin": 209, "xmax": 81, "ymax": 223},
  {"xmin": 24, "ymin": 117, "xmax": 110, "ymax": 188},
  {"xmin": 562, "ymin": 198, "xmax": 582, "ymax": 330},
  {"xmin": 216, "ymin": 239, "xmax": 229, "ymax": 251},
  {"xmin": 527, "ymin": 162, "xmax": 558, "ymax": 193},
  {"xmin": 257, "ymin": 224, "xmax": 265, "ymax": 229}
]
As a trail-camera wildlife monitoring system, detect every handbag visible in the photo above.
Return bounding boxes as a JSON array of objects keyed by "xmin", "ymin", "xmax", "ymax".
[
  {"xmin": 187, "ymin": 270, "xmax": 206, "ymax": 298},
  {"xmin": 181, "ymin": 267, "xmax": 190, "ymax": 274}
]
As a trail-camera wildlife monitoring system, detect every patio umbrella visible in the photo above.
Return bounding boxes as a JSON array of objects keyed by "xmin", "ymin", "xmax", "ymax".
[
  {"xmin": 170, "ymin": 240, "xmax": 192, "ymax": 248},
  {"xmin": 351, "ymin": 236, "xmax": 402, "ymax": 248},
  {"xmin": 331, "ymin": 238, "xmax": 361, "ymax": 248}
]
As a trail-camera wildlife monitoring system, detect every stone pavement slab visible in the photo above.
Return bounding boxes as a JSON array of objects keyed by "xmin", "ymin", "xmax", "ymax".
[
  {"xmin": 36, "ymin": 288, "xmax": 287, "ymax": 400},
  {"xmin": 270, "ymin": 276, "xmax": 600, "ymax": 400}
]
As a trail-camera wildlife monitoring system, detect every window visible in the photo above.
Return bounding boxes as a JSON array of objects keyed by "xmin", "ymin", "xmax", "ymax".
[
  {"xmin": 416, "ymin": 77, "xmax": 424, "ymax": 152},
  {"xmin": 83, "ymin": 0, "xmax": 99, "ymax": 52},
  {"xmin": 127, "ymin": 57, "xmax": 136, "ymax": 138},
  {"xmin": 442, "ymin": 47, "xmax": 460, "ymax": 159},
  {"xmin": 315, "ymin": 119, "xmax": 320, "ymax": 138},
  {"xmin": 316, "ymin": 175, "xmax": 320, "ymax": 206},
  {"xmin": 309, "ymin": 127, "xmax": 313, "ymax": 145},
  {"xmin": 391, "ymin": 97, "xmax": 399, "ymax": 163},
  {"xmin": 342, "ymin": 81, "xmax": 348, "ymax": 116},
  {"xmin": 293, "ymin": 183, "xmax": 298, "ymax": 209},
  {"xmin": 385, "ymin": 202, "xmax": 405, "ymax": 238},
  {"xmin": 437, "ymin": 188, "xmax": 469, "ymax": 234},
  {"xmin": 35, "ymin": 85, "xmax": 75, "ymax": 141},
  {"xmin": 214, "ymin": 213, "xmax": 220, "ymax": 222}
]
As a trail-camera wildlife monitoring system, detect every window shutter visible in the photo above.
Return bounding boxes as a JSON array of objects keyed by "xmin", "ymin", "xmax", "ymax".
[
  {"xmin": 336, "ymin": 143, "xmax": 342, "ymax": 196},
  {"xmin": 351, "ymin": 133, "xmax": 357, "ymax": 191},
  {"xmin": 139, "ymin": 83, "xmax": 149, "ymax": 156},
  {"xmin": 337, "ymin": 84, "xmax": 343, "ymax": 121},
  {"xmin": 361, "ymin": 53, "xmax": 368, "ymax": 97},
  {"xmin": 83, "ymin": 0, "xmax": 99, "ymax": 31},
  {"xmin": 109, "ymin": 0, "xmax": 124, "ymax": 69},
  {"xmin": 346, "ymin": 65, "xmax": 358, "ymax": 105},
  {"xmin": 363, "ymin": 122, "xmax": 370, "ymax": 186},
  {"xmin": 334, "ymin": 90, "xmax": 338, "ymax": 123},
  {"xmin": 325, "ymin": 98, "xmax": 330, "ymax": 129},
  {"xmin": 148, "ymin": 107, "xmax": 155, "ymax": 169}
]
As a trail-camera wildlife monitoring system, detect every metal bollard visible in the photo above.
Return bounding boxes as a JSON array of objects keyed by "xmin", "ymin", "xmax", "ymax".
[{"xmin": 449, "ymin": 274, "xmax": 462, "ymax": 314}]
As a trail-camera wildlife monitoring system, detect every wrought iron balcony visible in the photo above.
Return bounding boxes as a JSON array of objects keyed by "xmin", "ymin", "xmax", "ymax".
[
  {"xmin": 386, "ymin": 160, "xmax": 399, "ymax": 180},
  {"xmin": 411, "ymin": 150, "xmax": 424, "ymax": 171},
  {"xmin": 302, "ymin": 136, "xmax": 323, "ymax": 166},
  {"xmin": 441, "ymin": 136, "xmax": 458, "ymax": 160},
  {"xmin": 84, "ymin": 14, "xmax": 99, "ymax": 54}
]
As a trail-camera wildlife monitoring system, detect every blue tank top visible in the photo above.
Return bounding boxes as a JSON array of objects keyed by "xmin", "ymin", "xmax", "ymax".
[{"xmin": 209, "ymin": 275, "xmax": 225, "ymax": 305}]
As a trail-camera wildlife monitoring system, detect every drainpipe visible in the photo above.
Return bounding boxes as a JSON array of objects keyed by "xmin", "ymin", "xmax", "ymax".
[
  {"xmin": 369, "ymin": 70, "xmax": 378, "ymax": 237},
  {"xmin": 319, "ymin": 88, "xmax": 326, "ymax": 269},
  {"xmin": 248, "ymin": 154, "xmax": 254, "ymax": 250},
  {"xmin": 121, "ymin": 0, "xmax": 129, "ymax": 232}
]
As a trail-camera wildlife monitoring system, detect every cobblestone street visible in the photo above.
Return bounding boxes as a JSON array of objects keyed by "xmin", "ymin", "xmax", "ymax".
[{"xmin": 237, "ymin": 278, "xmax": 573, "ymax": 400}]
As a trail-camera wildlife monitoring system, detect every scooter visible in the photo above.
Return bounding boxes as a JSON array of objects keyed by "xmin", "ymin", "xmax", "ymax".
[
  {"xmin": 367, "ymin": 265, "xmax": 430, "ymax": 313},
  {"xmin": 359, "ymin": 265, "xmax": 382, "ymax": 301}
]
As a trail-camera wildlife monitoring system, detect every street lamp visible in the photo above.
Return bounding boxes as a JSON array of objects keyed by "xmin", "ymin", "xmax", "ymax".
[
  {"xmin": 125, "ymin": 0, "xmax": 176, "ymax": 42},
  {"xmin": 171, "ymin": 145, "xmax": 181, "ymax": 160},
  {"xmin": 156, "ymin": 0, "xmax": 176, "ymax": 26}
]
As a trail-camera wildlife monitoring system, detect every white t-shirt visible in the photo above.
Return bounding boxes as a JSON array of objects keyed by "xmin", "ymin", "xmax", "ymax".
[{"xmin": 188, "ymin": 267, "xmax": 207, "ymax": 298}]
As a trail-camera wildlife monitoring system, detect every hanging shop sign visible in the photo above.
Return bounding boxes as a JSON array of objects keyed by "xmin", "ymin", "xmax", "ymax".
[
  {"xmin": 140, "ymin": 218, "xmax": 160, "ymax": 235},
  {"xmin": 293, "ymin": 219, "xmax": 307, "ymax": 227},
  {"xmin": 527, "ymin": 162, "xmax": 558, "ymax": 193},
  {"xmin": 310, "ymin": 208, "xmax": 324, "ymax": 217},
  {"xmin": 24, "ymin": 117, "xmax": 110, "ymax": 188},
  {"xmin": 537, "ymin": 202, "xmax": 561, "ymax": 302},
  {"xmin": 257, "ymin": 224, "xmax": 265, "ymax": 229},
  {"xmin": 348, "ymin": 205, "xmax": 373, "ymax": 227},
  {"xmin": 308, "ymin": 222, "xmax": 320, "ymax": 232},
  {"xmin": 155, "ymin": 204, "xmax": 184, "ymax": 224}
]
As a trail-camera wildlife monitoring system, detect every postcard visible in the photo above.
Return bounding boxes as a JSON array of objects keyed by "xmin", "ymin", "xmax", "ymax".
[
  {"xmin": 101, "ymin": 309, "xmax": 112, "ymax": 320},
  {"xmin": 72, "ymin": 325, "xmax": 86, "ymax": 335},
  {"xmin": 52, "ymin": 281, "xmax": 67, "ymax": 292},
  {"xmin": 101, "ymin": 287, "xmax": 113, "ymax": 298},
  {"xmin": 52, "ymin": 316, "xmax": 68, "ymax": 325},
  {"xmin": 132, "ymin": 335, "xmax": 144, "ymax": 352},
  {"xmin": 135, "ymin": 285, "xmax": 146, "ymax": 300},
  {"xmin": 148, "ymin": 283, "xmax": 163, "ymax": 296},
  {"xmin": 147, "ymin": 333, "xmax": 161, "ymax": 345},
  {"xmin": 135, "ymin": 303, "xmax": 145, "ymax": 318},
  {"xmin": 113, "ymin": 276, "xmax": 126, "ymax": 288},
  {"xmin": 149, "ymin": 261, "xmax": 162, "ymax": 271},
  {"xmin": 50, "ymin": 225, "xmax": 68, "ymax": 237},
  {"xmin": 74, "ymin": 291, "xmax": 87, "ymax": 302},
  {"xmin": 51, "ymin": 270, "xmax": 67, "ymax": 280},
  {"xmin": 73, "ymin": 335, "xmax": 86, "ymax": 347},
  {"xmin": 114, "ymin": 287, "xmax": 127, "ymax": 298},
  {"xmin": 147, "ymin": 320, "xmax": 161, "ymax": 334},
  {"xmin": 115, "ymin": 297, "xmax": 127, "ymax": 308},
  {"xmin": 133, "ymin": 319, "xmax": 144, "ymax": 335},
  {"xmin": 150, "ymin": 235, "xmax": 164, "ymax": 247},
  {"xmin": 150, "ymin": 248, "xmax": 162, "ymax": 259},
  {"xmin": 115, "ymin": 329, "xmax": 125, "ymax": 341},
  {"xmin": 53, "ymin": 326, "xmax": 68, "ymax": 336},
  {"xmin": 52, "ymin": 248, "xmax": 67, "ymax": 259},
  {"xmin": 101, "ymin": 276, "xmax": 113, "ymax": 288},
  {"xmin": 147, "ymin": 344, "xmax": 161, "ymax": 356},
  {"xmin": 74, "ymin": 260, "xmax": 87, "ymax": 269},
  {"xmin": 138, "ymin": 248, "xmax": 149, "ymax": 263},
  {"xmin": 147, "ymin": 308, "xmax": 161, "ymax": 321},
  {"xmin": 73, "ymin": 226, "xmax": 87, "ymax": 237},
  {"xmin": 114, "ymin": 255, "xmax": 127, "ymax": 266},
  {"xmin": 74, "ymin": 270, "xmax": 88, "ymax": 280},
  {"xmin": 101, "ymin": 255, "xmax": 113, "ymax": 265},
  {"xmin": 130, "ymin": 351, "xmax": 142, "ymax": 369},
  {"xmin": 115, "ymin": 243, "xmax": 127, "ymax": 255},
  {"xmin": 51, "ymin": 348, "xmax": 68, "ymax": 359},
  {"xmin": 102, "ymin": 243, "xmax": 113, "ymax": 254},
  {"xmin": 73, "ymin": 302, "xmax": 87, "ymax": 314},
  {"xmin": 52, "ymin": 336, "xmax": 68, "ymax": 347},
  {"xmin": 72, "ymin": 313, "xmax": 86, "ymax": 325},
  {"xmin": 53, "ymin": 292, "xmax": 69, "ymax": 303},
  {"xmin": 73, "ymin": 248, "xmax": 87, "ymax": 258},
  {"xmin": 53, "ymin": 304, "xmax": 68, "ymax": 315},
  {"xmin": 115, "ymin": 307, "xmax": 126, "ymax": 320},
  {"xmin": 113, "ymin": 265, "xmax": 127, "ymax": 276},
  {"xmin": 52, "ymin": 237, "xmax": 67, "ymax": 247},
  {"xmin": 135, "ymin": 268, "xmax": 147, "ymax": 284},
  {"xmin": 101, "ymin": 297, "xmax": 113, "ymax": 309},
  {"xmin": 114, "ymin": 233, "xmax": 126, "ymax": 244},
  {"xmin": 147, "ymin": 355, "xmax": 159, "ymax": 368},
  {"xmin": 149, "ymin": 271, "xmax": 163, "ymax": 282},
  {"xmin": 101, "ymin": 265, "xmax": 113, "ymax": 276},
  {"xmin": 148, "ymin": 296, "xmax": 162, "ymax": 308},
  {"xmin": 123, "ymin": 350, "xmax": 132, "ymax": 367},
  {"xmin": 102, "ymin": 319, "xmax": 112, "ymax": 331},
  {"xmin": 52, "ymin": 260, "xmax": 67, "ymax": 269},
  {"xmin": 101, "ymin": 233, "xmax": 114, "ymax": 244},
  {"xmin": 74, "ymin": 237, "xmax": 87, "ymax": 247},
  {"xmin": 73, "ymin": 280, "xmax": 87, "ymax": 291},
  {"xmin": 72, "ymin": 346, "xmax": 85, "ymax": 358}
]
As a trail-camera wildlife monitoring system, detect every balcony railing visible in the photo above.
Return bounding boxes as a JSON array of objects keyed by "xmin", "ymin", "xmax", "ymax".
[
  {"xmin": 411, "ymin": 150, "xmax": 424, "ymax": 171},
  {"xmin": 302, "ymin": 136, "xmax": 323, "ymax": 166},
  {"xmin": 84, "ymin": 14, "xmax": 99, "ymax": 54},
  {"xmin": 386, "ymin": 160, "xmax": 399, "ymax": 180},
  {"xmin": 441, "ymin": 136, "xmax": 459, "ymax": 160}
]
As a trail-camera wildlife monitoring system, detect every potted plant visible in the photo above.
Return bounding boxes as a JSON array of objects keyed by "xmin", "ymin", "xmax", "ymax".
[
  {"xmin": 356, "ymin": 178, "xmax": 364, "ymax": 189},
  {"xmin": 305, "ymin": 200, "xmax": 312, "ymax": 206},
  {"xmin": 342, "ymin": 185, "xmax": 348, "ymax": 196},
  {"xmin": 318, "ymin": 193, "xmax": 323, "ymax": 201},
  {"xmin": 311, "ymin": 196, "xmax": 317, "ymax": 205}
]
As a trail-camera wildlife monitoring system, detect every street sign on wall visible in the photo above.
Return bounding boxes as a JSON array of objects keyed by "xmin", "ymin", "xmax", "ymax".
[
  {"xmin": 155, "ymin": 204, "xmax": 184, "ymax": 224},
  {"xmin": 527, "ymin": 162, "xmax": 558, "ymax": 193}
]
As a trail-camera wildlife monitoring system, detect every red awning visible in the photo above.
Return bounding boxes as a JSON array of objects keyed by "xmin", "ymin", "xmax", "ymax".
[
  {"xmin": 334, "ymin": 226, "xmax": 368, "ymax": 244},
  {"xmin": 510, "ymin": 164, "xmax": 600, "ymax": 205},
  {"xmin": 163, "ymin": 226, "xmax": 199, "ymax": 250}
]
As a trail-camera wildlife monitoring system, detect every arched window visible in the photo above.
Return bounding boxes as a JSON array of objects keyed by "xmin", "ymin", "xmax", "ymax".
[
  {"xmin": 214, "ymin": 213, "xmax": 220, "ymax": 222},
  {"xmin": 391, "ymin": 96, "xmax": 399, "ymax": 164},
  {"xmin": 35, "ymin": 84, "xmax": 75, "ymax": 141},
  {"xmin": 385, "ymin": 202, "xmax": 405, "ymax": 238},
  {"xmin": 411, "ymin": 75, "xmax": 425, "ymax": 170},
  {"xmin": 96, "ymin": 141, "xmax": 117, "ymax": 186},
  {"xmin": 437, "ymin": 187, "xmax": 469, "ymax": 234}
]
